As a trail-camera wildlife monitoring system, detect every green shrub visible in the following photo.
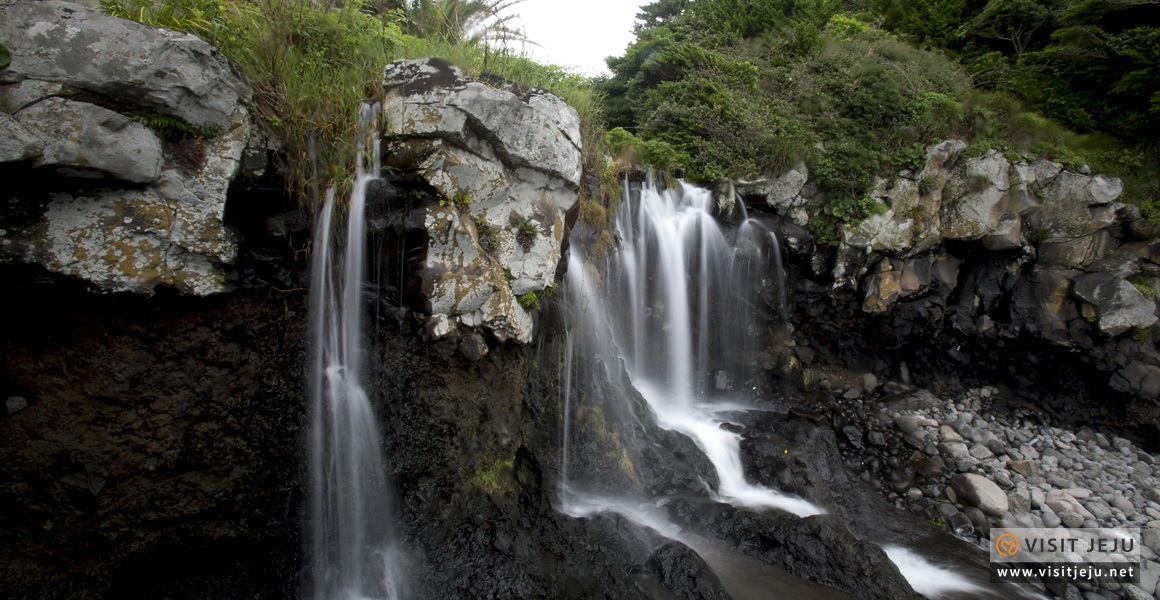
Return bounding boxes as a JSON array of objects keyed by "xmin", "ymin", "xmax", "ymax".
[
  {"xmin": 892, "ymin": 142, "xmax": 928, "ymax": 172},
  {"xmin": 127, "ymin": 111, "xmax": 201, "ymax": 138},
  {"xmin": 103, "ymin": 0, "xmax": 406, "ymax": 203},
  {"xmin": 809, "ymin": 134, "xmax": 884, "ymax": 198}
]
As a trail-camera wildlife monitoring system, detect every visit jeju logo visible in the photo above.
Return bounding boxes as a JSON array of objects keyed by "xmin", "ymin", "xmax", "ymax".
[{"xmin": 995, "ymin": 532, "xmax": 1021, "ymax": 557}]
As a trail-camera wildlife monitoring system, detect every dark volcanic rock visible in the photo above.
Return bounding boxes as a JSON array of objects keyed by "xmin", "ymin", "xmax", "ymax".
[
  {"xmin": 665, "ymin": 497, "xmax": 914, "ymax": 600},
  {"xmin": 646, "ymin": 540, "xmax": 732, "ymax": 600},
  {"xmin": 0, "ymin": 272, "xmax": 307, "ymax": 599}
]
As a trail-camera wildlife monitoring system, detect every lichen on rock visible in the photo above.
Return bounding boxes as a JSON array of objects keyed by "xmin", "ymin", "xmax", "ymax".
[
  {"xmin": 382, "ymin": 58, "xmax": 582, "ymax": 343},
  {"xmin": 0, "ymin": 3, "xmax": 251, "ymax": 296}
]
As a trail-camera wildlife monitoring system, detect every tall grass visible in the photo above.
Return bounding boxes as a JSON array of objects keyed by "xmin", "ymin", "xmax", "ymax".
[{"xmin": 100, "ymin": 0, "xmax": 607, "ymax": 210}]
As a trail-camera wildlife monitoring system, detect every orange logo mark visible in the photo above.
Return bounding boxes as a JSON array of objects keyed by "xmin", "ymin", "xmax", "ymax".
[{"xmin": 995, "ymin": 533, "xmax": 1021, "ymax": 557}]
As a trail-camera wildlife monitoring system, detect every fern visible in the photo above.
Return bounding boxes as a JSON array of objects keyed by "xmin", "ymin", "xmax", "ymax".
[{"xmin": 127, "ymin": 111, "xmax": 199, "ymax": 138}]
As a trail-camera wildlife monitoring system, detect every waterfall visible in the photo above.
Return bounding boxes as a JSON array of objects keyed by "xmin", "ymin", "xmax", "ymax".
[
  {"xmin": 561, "ymin": 176, "xmax": 822, "ymax": 517},
  {"xmin": 307, "ymin": 102, "xmax": 402, "ymax": 600}
]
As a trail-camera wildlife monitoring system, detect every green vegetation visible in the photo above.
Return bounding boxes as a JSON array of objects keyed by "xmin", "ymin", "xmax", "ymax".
[
  {"xmin": 0, "ymin": 43, "xmax": 10, "ymax": 70},
  {"xmin": 515, "ymin": 217, "xmax": 539, "ymax": 236},
  {"xmin": 517, "ymin": 284, "xmax": 555, "ymax": 309},
  {"xmin": 100, "ymin": 0, "xmax": 1156, "ymax": 225},
  {"xmin": 127, "ymin": 111, "xmax": 202, "ymax": 138},
  {"xmin": 473, "ymin": 456, "xmax": 514, "ymax": 495},
  {"xmin": 100, "ymin": 0, "xmax": 605, "ymax": 210},
  {"xmin": 602, "ymin": 0, "xmax": 1157, "ymax": 215},
  {"xmin": 1132, "ymin": 276, "xmax": 1158, "ymax": 300},
  {"xmin": 102, "ymin": 0, "xmax": 406, "ymax": 202},
  {"xmin": 440, "ymin": 192, "xmax": 474, "ymax": 207}
]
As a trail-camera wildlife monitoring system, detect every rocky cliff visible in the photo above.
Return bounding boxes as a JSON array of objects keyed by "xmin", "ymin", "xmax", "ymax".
[
  {"xmin": 381, "ymin": 58, "xmax": 581, "ymax": 344},
  {"xmin": 0, "ymin": 8, "xmax": 631, "ymax": 597},
  {"xmin": 1, "ymin": 1, "xmax": 255, "ymax": 296},
  {"xmin": 732, "ymin": 143, "xmax": 1160, "ymax": 435}
]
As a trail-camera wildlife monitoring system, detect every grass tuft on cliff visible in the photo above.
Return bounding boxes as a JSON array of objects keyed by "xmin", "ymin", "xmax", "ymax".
[{"xmin": 100, "ymin": 0, "xmax": 606, "ymax": 210}]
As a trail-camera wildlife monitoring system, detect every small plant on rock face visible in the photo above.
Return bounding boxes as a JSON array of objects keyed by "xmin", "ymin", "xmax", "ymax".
[
  {"xmin": 892, "ymin": 142, "xmax": 927, "ymax": 173},
  {"xmin": 518, "ymin": 284, "xmax": 556, "ymax": 309},
  {"xmin": 128, "ymin": 111, "xmax": 199, "ymax": 138},
  {"xmin": 1131, "ymin": 276, "xmax": 1157, "ymax": 301},
  {"xmin": 918, "ymin": 176, "xmax": 939, "ymax": 197},
  {"xmin": 1026, "ymin": 228, "xmax": 1051, "ymax": 246},
  {"xmin": 808, "ymin": 215, "xmax": 844, "ymax": 247},
  {"xmin": 516, "ymin": 217, "xmax": 538, "ymax": 236},
  {"xmin": 475, "ymin": 217, "xmax": 495, "ymax": 252},
  {"xmin": 438, "ymin": 192, "xmax": 472, "ymax": 207},
  {"xmin": 514, "ymin": 217, "xmax": 539, "ymax": 251}
]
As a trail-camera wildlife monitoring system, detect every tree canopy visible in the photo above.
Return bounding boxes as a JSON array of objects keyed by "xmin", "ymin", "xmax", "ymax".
[{"xmin": 599, "ymin": 0, "xmax": 1157, "ymax": 211}]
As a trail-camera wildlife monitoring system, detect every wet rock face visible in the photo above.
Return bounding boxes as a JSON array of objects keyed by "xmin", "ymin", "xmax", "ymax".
[
  {"xmin": 0, "ymin": 274, "xmax": 307, "ymax": 599},
  {"xmin": 381, "ymin": 58, "xmax": 582, "ymax": 344},
  {"xmin": 645, "ymin": 541, "xmax": 731, "ymax": 600},
  {"xmin": 665, "ymin": 497, "xmax": 917, "ymax": 600},
  {"xmin": 0, "ymin": 1, "xmax": 252, "ymax": 295}
]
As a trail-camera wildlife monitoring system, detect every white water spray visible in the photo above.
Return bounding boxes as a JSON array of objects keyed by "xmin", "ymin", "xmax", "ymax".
[
  {"xmin": 562, "ymin": 177, "xmax": 822, "ymax": 517},
  {"xmin": 307, "ymin": 102, "xmax": 402, "ymax": 600},
  {"xmin": 884, "ymin": 545, "xmax": 992, "ymax": 598}
]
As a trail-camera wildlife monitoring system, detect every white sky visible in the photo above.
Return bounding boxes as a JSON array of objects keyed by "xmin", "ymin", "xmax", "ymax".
[{"xmin": 501, "ymin": 0, "xmax": 648, "ymax": 77}]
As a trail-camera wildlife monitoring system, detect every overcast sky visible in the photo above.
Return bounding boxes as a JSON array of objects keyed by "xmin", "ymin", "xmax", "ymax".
[{"xmin": 502, "ymin": 0, "xmax": 648, "ymax": 76}]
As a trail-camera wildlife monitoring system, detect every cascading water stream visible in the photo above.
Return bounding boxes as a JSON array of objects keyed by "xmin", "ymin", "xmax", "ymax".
[
  {"xmin": 307, "ymin": 102, "xmax": 402, "ymax": 600},
  {"xmin": 559, "ymin": 177, "xmax": 1008, "ymax": 599},
  {"xmin": 561, "ymin": 176, "xmax": 822, "ymax": 517}
]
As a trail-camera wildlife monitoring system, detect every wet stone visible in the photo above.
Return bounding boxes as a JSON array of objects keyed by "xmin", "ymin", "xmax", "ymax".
[
  {"xmin": 1112, "ymin": 495, "xmax": 1135, "ymax": 515},
  {"xmin": 1009, "ymin": 489, "xmax": 1031, "ymax": 514},
  {"xmin": 6, "ymin": 396, "xmax": 28, "ymax": 414},
  {"xmin": 1008, "ymin": 459, "xmax": 1038, "ymax": 477},
  {"xmin": 939, "ymin": 424, "xmax": 963, "ymax": 443},
  {"xmin": 913, "ymin": 457, "xmax": 945, "ymax": 479},
  {"xmin": 895, "ymin": 414, "xmax": 921, "ymax": 433},
  {"xmin": 1085, "ymin": 501, "xmax": 1112, "ymax": 521},
  {"xmin": 842, "ymin": 425, "xmax": 864, "ymax": 450}
]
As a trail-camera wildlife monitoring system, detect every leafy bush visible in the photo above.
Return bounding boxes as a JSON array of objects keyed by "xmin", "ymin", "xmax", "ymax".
[{"xmin": 809, "ymin": 134, "xmax": 884, "ymax": 198}]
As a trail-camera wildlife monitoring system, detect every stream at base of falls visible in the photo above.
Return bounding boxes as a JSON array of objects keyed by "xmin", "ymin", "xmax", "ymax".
[{"xmin": 556, "ymin": 176, "xmax": 1045, "ymax": 599}]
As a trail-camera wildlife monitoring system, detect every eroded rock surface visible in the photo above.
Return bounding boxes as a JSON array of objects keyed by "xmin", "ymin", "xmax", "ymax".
[
  {"xmin": 382, "ymin": 58, "xmax": 582, "ymax": 343},
  {"xmin": 0, "ymin": 2, "xmax": 251, "ymax": 295}
]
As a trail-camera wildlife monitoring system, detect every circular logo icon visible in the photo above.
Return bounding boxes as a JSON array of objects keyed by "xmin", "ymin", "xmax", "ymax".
[{"xmin": 995, "ymin": 532, "xmax": 1021, "ymax": 557}]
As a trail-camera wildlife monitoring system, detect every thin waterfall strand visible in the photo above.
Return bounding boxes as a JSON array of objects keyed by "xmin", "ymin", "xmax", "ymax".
[{"xmin": 308, "ymin": 102, "xmax": 402, "ymax": 600}]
